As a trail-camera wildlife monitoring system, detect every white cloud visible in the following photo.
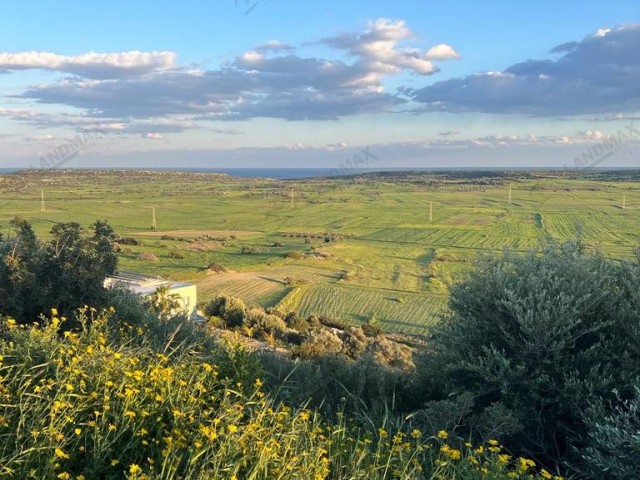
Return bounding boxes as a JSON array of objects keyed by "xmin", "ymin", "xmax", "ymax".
[
  {"xmin": 321, "ymin": 18, "xmax": 460, "ymax": 77},
  {"xmin": 0, "ymin": 51, "xmax": 176, "ymax": 78},
  {"xmin": 412, "ymin": 23, "xmax": 640, "ymax": 116},
  {"xmin": 425, "ymin": 44, "xmax": 461, "ymax": 60},
  {"xmin": 141, "ymin": 132, "xmax": 163, "ymax": 139},
  {"xmin": 9, "ymin": 19, "xmax": 459, "ymax": 123}
]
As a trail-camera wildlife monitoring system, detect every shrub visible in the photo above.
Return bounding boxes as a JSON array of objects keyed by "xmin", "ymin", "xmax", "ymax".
[
  {"xmin": 417, "ymin": 240, "xmax": 640, "ymax": 474},
  {"xmin": 340, "ymin": 327, "xmax": 369, "ymax": 359},
  {"xmin": 203, "ymin": 295, "xmax": 246, "ymax": 328},
  {"xmin": 581, "ymin": 389, "xmax": 640, "ymax": 479},
  {"xmin": 296, "ymin": 328, "xmax": 344, "ymax": 359},
  {"xmin": 244, "ymin": 307, "xmax": 287, "ymax": 339},
  {"xmin": 285, "ymin": 250, "xmax": 304, "ymax": 260},
  {"xmin": 138, "ymin": 252, "xmax": 159, "ymax": 261},
  {"xmin": 284, "ymin": 312, "xmax": 311, "ymax": 332},
  {"xmin": 116, "ymin": 236, "xmax": 139, "ymax": 245},
  {"xmin": 207, "ymin": 262, "xmax": 227, "ymax": 273},
  {"xmin": 365, "ymin": 336, "xmax": 414, "ymax": 371}
]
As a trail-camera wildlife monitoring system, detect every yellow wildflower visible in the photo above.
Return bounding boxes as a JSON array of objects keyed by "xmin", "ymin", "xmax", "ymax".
[{"xmin": 54, "ymin": 447, "xmax": 69, "ymax": 459}]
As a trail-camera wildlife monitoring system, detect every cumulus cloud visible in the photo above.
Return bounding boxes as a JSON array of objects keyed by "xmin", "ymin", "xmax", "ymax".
[
  {"xmin": 19, "ymin": 18, "xmax": 454, "ymax": 121},
  {"xmin": 411, "ymin": 23, "xmax": 640, "ymax": 116},
  {"xmin": 320, "ymin": 18, "xmax": 460, "ymax": 76},
  {"xmin": 0, "ymin": 51, "xmax": 176, "ymax": 79},
  {"xmin": 7, "ymin": 19, "xmax": 459, "ymax": 125},
  {"xmin": 425, "ymin": 44, "xmax": 461, "ymax": 60}
]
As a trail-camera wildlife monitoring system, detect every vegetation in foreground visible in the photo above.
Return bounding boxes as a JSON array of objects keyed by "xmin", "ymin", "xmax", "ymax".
[{"xmin": 0, "ymin": 307, "xmax": 562, "ymax": 480}]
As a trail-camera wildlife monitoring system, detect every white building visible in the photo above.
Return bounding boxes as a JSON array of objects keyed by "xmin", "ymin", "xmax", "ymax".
[{"xmin": 104, "ymin": 271, "xmax": 198, "ymax": 318}]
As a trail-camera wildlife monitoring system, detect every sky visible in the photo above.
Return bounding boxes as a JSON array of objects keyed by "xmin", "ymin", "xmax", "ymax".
[{"xmin": 0, "ymin": 0, "xmax": 639, "ymax": 169}]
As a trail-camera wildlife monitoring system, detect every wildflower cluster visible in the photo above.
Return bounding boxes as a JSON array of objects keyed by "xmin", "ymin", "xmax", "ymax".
[{"xmin": 0, "ymin": 308, "xmax": 563, "ymax": 479}]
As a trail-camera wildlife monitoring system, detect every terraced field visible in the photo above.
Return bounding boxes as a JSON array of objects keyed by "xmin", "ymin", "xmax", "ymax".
[
  {"xmin": 295, "ymin": 284, "xmax": 448, "ymax": 334},
  {"xmin": 1, "ymin": 169, "xmax": 639, "ymax": 335}
]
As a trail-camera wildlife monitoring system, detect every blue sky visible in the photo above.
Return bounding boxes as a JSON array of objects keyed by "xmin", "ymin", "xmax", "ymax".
[{"xmin": 0, "ymin": 0, "xmax": 638, "ymax": 168}]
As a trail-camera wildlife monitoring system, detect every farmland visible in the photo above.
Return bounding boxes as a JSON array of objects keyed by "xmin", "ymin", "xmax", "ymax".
[{"xmin": 1, "ymin": 169, "xmax": 639, "ymax": 334}]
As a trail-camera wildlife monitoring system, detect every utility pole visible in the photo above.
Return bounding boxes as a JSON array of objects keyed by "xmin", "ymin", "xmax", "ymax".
[
  {"xmin": 429, "ymin": 202, "xmax": 433, "ymax": 221},
  {"xmin": 41, "ymin": 188, "xmax": 46, "ymax": 212},
  {"xmin": 290, "ymin": 186, "xmax": 295, "ymax": 208},
  {"xmin": 508, "ymin": 185, "xmax": 512, "ymax": 205},
  {"xmin": 623, "ymin": 194, "xmax": 626, "ymax": 210},
  {"xmin": 151, "ymin": 206, "xmax": 157, "ymax": 230}
]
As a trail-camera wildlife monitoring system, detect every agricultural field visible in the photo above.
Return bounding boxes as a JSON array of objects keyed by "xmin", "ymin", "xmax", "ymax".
[{"xmin": 1, "ymin": 169, "xmax": 639, "ymax": 334}]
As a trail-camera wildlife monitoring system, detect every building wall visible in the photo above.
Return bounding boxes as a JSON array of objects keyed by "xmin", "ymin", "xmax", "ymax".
[{"xmin": 168, "ymin": 284, "xmax": 198, "ymax": 318}]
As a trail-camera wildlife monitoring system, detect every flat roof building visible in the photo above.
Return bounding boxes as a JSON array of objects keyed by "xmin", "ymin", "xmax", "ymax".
[{"xmin": 104, "ymin": 271, "xmax": 197, "ymax": 318}]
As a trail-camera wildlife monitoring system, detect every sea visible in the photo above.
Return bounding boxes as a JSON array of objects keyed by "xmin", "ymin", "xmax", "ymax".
[{"xmin": 0, "ymin": 166, "xmax": 637, "ymax": 180}]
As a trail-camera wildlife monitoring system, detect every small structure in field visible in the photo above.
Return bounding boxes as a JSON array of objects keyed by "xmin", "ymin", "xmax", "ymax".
[{"xmin": 104, "ymin": 271, "xmax": 197, "ymax": 318}]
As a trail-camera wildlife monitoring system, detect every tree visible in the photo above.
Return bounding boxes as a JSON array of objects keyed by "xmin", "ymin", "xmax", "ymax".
[
  {"xmin": 147, "ymin": 285, "xmax": 182, "ymax": 319},
  {"xmin": 0, "ymin": 218, "xmax": 43, "ymax": 320},
  {"xmin": 0, "ymin": 218, "xmax": 118, "ymax": 323}
]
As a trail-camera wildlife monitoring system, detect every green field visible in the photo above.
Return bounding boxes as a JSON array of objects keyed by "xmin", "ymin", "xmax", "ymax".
[{"xmin": 1, "ymin": 169, "xmax": 639, "ymax": 334}]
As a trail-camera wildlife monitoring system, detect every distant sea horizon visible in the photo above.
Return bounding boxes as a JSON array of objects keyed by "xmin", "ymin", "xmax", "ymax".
[{"xmin": 1, "ymin": 166, "xmax": 639, "ymax": 180}]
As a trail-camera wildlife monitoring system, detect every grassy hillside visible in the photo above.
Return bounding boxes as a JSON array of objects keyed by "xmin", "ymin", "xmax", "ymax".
[{"xmin": 1, "ymin": 169, "xmax": 639, "ymax": 334}]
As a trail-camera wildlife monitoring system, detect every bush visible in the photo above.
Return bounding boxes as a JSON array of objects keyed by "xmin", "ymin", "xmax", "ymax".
[
  {"xmin": 203, "ymin": 295, "xmax": 246, "ymax": 328},
  {"xmin": 417, "ymin": 240, "xmax": 640, "ymax": 474},
  {"xmin": 138, "ymin": 252, "xmax": 159, "ymax": 261},
  {"xmin": 207, "ymin": 262, "xmax": 227, "ymax": 273},
  {"xmin": 296, "ymin": 328, "xmax": 344, "ymax": 359},
  {"xmin": 581, "ymin": 389, "xmax": 640, "ymax": 479},
  {"xmin": 244, "ymin": 307, "xmax": 287, "ymax": 339},
  {"xmin": 116, "ymin": 236, "xmax": 139, "ymax": 245},
  {"xmin": 365, "ymin": 336, "xmax": 415, "ymax": 371},
  {"xmin": 284, "ymin": 250, "xmax": 304, "ymax": 260}
]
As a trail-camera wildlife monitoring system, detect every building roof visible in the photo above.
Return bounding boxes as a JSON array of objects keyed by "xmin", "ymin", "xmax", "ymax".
[{"xmin": 104, "ymin": 271, "xmax": 193, "ymax": 295}]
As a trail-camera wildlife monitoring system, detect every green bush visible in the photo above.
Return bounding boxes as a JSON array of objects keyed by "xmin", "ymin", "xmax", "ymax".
[
  {"xmin": 581, "ymin": 389, "xmax": 640, "ymax": 479},
  {"xmin": 203, "ymin": 295, "xmax": 246, "ymax": 328},
  {"xmin": 244, "ymin": 307, "xmax": 287, "ymax": 339},
  {"xmin": 417, "ymin": 240, "xmax": 640, "ymax": 474}
]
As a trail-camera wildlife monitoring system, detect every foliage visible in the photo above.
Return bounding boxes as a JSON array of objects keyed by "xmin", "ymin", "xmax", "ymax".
[
  {"xmin": 580, "ymin": 389, "xmax": 640, "ymax": 479},
  {"xmin": 0, "ymin": 218, "xmax": 117, "ymax": 323},
  {"xmin": 203, "ymin": 295, "xmax": 246, "ymax": 328},
  {"xmin": 417, "ymin": 240, "xmax": 640, "ymax": 474},
  {"xmin": 0, "ymin": 308, "xmax": 559, "ymax": 480},
  {"xmin": 146, "ymin": 285, "xmax": 182, "ymax": 319}
]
